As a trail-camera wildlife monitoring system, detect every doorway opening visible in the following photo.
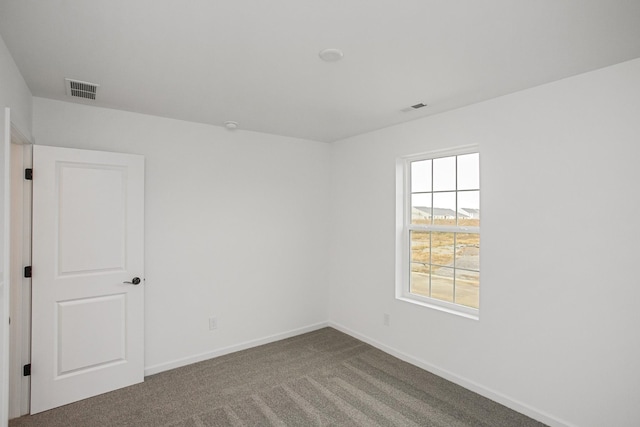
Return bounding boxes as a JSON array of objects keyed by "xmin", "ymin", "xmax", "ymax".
[{"xmin": 8, "ymin": 124, "xmax": 32, "ymax": 419}]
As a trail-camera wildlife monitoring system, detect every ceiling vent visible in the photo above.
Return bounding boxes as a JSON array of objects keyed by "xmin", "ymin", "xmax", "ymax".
[
  {"xmin": 65, "ymin": 78, "xmax": 100, "ymax": 100},
  {"xmin": 401, "ymin": 102, "xmax": 428, "ymax": 113}
]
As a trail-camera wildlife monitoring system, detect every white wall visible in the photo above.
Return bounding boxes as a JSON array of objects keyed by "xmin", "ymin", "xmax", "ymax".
[
  {"xmin": 33, "ymin": 98, "xmax": 330, "ymax": 372},
  {"xmin": 0, "ymin": 36, "xmax": 32, "ymax": 141},
  {"xmin": 328, "ymin": 58, "xmax": 640, "ymax": 427}
]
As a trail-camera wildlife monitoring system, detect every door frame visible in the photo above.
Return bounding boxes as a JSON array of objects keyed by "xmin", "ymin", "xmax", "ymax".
[
  {"xmin": 8, "ymin": 126, "xmax": 32, "ymax": 418},
  {"xmin": 1, "ymin": 107, "xmax": 11, "ymax": 427}
]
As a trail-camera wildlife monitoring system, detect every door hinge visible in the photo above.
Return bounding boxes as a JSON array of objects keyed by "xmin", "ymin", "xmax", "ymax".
[
  {"xmin": 25, "ymin": 168, "xmax": 33, "ymax": 180},
  {"xmin": 24, "ymin": 266, "xmax": 32, "ymax": 278},
  {"xmin": 23, "ymin": 364, "xmax": 31, "ymax": 376}
]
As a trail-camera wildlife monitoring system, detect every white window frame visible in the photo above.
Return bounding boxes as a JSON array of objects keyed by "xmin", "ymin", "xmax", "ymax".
[{"xmin": 395, "ymin": 145, "xmax": 480, "ymax": 320}]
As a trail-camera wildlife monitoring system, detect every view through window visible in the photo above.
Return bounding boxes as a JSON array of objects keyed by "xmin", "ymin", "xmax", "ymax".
[{"xmin": 403, "ymin": 150, "xmax": 480, "ymax": 313}]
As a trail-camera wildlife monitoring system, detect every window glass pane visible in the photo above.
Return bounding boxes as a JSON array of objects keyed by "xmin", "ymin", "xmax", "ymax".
[
  {"xmin": 455, "ymin": 233, "xmax": 479, "ymax": 271},
  {"xmin": 431, "ymin": 232, "xmax": 454, "ymax": 267},
  {"xmin": 410, "ymin": 264, "xmax": 430, "ymax": 297},
  {"xmin": 411, "ymin": 159, "xmax": 432, "ymax": 193},
  {"xmin": 433, "ymin": 156, "xmax": 456, "ymax": 191},
  {"xmin": 411, "ymin": 193, "xmax": 432, "ymax": 225},
  {"xmin": 410, "ymin": 231, "xmax": 431, "ymax": 264},
  {"xmin": 431, "ymin": 267, "xmax": 454, "ymax": 302},
  {"xmin": 455, "ymin": 269, "xmax": 479, "ymax": 308},
  {"xmin": 433, "ymin": 192, "xmax": 456, "ymax": 226},
  {"xmin": 458, "ymin": 191, "xmax": 479, "ymax": 226},
  {"xmin": 457, "ymin": 153, "xmax": 479, "ymax": 190}
]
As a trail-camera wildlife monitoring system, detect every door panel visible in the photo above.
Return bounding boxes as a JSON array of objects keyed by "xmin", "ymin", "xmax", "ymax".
[
  {"xmin": 57, "ymin": 294, "xmax": 126, "ymax": 375},
  {"xmin": 31, "ymin": 145, "xmax": 144, "ymax": 414},
  {"xmin": 57, "ymin": 164, "xmax": 126, "ymax": 275}
]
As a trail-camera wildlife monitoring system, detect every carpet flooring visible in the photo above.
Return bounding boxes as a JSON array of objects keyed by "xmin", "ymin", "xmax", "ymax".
[{"xmin": 9, "ymin": 327, "xmax": 546, "ymax": 426}]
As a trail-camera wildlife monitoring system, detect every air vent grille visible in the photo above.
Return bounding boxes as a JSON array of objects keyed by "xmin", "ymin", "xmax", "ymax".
[
  {"xmin": 401, "ymin": 102, "xmax": 428, "ymax": 113},
  {"xmin": 65, "ymin": 78, "xmax": 99, "ymax": 100}
]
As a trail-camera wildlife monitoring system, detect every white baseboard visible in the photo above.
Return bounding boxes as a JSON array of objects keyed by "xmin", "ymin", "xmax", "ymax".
[
  {"xmin": 144, "ymin": 321, "xmax": 330, "ymax": 376},
  {"xmin": 328, "ymin": 321, "xmax": 574, "ymax": 427}
]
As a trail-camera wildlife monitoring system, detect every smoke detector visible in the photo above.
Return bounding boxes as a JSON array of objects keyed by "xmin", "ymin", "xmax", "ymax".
[
  {"xmin": 65, "ymin": 78, "xmax": 100, "ymax": 100},
  {"xmin": 319, "ymin": 48, "xmax": 344, "ymax": 62},
  {"xmin": 224, "ymin": 121, "xmax": 239, "ymax": 130}
]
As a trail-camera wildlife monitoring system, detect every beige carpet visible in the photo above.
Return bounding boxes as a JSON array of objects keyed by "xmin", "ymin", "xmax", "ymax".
[{"xmin": 10, "ymin": 327, "xmax": 546, "ymax": 426}]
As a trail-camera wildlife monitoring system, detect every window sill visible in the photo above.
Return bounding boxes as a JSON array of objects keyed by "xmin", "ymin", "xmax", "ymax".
[{"xmin": 396, "ymin": 295, "xmax": 479, "ymax": 321}]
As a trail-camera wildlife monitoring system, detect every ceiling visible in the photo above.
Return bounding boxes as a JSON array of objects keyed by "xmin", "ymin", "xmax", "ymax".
[{"xmin": 1, "ymin": 1, "xmax": 639, "ymax": 142}]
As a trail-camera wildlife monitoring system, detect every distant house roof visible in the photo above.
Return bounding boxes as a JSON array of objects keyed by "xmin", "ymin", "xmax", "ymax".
[
  {"xmin": 461, "ymin": 208, "xmax": 480, "ymax": 214},
  {"xmin": 414, "ymin": 207, "xmax": 467, "ymax": 218}
]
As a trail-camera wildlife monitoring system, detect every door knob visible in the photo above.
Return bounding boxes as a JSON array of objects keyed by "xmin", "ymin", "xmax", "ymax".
[{"xmin": 123, "ymin": 277, "xmax": 141, "ymax": 285}]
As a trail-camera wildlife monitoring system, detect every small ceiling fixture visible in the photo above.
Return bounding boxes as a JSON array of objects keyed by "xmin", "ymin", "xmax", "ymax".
[
  {"xmin": 224, "ymin": 121, "xmax": 239, "ymax": 130},
  {"xmin": 319, "ymin": 48, "xmax": 344, "ymax": 62},
  {"xmin": 65, "ymin": 78, "xmax": 100, "ymax": 100}
]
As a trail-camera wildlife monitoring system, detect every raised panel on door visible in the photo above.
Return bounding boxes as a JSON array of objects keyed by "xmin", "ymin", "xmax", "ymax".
[
  {"xmin": 56, "ymin": 294, "xmax": 126, "ymax": 376},
  {"xmin": 57, "ymin": 164, "xmax": 127, "ymax": 276}
]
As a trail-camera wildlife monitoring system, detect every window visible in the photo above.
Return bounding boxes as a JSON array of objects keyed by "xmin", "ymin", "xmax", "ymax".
[{"xmin": 396, "ymin": 146, "xmax": 480, "ymax": 318}]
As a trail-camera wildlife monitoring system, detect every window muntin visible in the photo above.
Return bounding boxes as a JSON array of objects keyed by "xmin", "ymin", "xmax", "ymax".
[{"xmin": 399, "ymin": 148, "xmax": 480, "ymax": 317}]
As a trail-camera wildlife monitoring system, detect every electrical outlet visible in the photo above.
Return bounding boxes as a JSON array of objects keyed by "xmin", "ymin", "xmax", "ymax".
[
  {"xmin": 209, "ymin": 317, "xmax": 218, "ymax": 330},
  {"xmin": 383, "ymin": 313, "xmax": 390, "ymax": 326}
]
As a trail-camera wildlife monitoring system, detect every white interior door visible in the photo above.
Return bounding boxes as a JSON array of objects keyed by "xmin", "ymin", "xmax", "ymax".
[{"xmin": 30, "ymin": 145, "xmax": 144, "ymax": 414}]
